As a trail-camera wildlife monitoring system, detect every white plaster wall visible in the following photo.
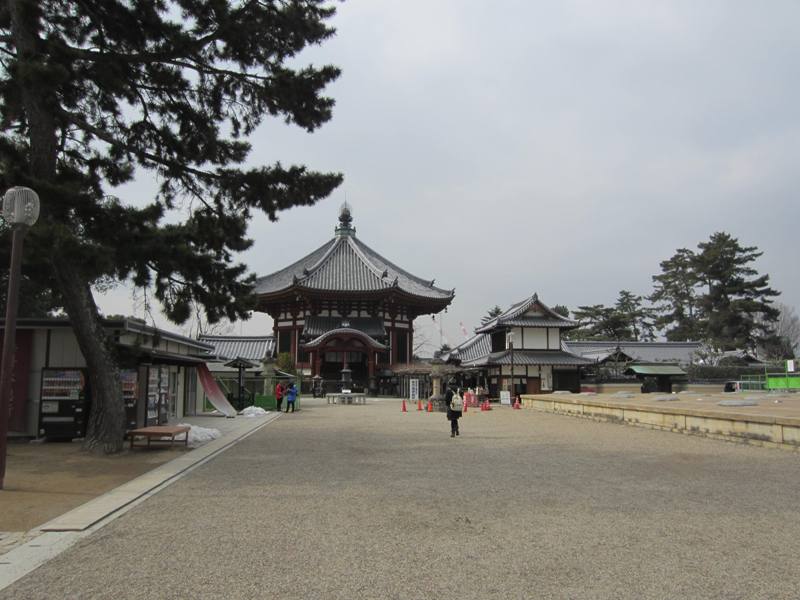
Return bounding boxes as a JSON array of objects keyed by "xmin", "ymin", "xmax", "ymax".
[
  {"xmin": 541, "ymin": 365, "xmax": 553, "ymax": 390},
  {"xmin": 548, "ymin": 328, "xmax": 560, "ymax": 349},
  {"xmin": 522, "ymin": 328, "xmax": 547, "ymax": 350},
  {"xmin": 48, "ymin": 328, "xmax": 86, "ymax": 367},
  {"xmin": 501, "ymin": 364, "xmax": 529, "ymax": 376}
]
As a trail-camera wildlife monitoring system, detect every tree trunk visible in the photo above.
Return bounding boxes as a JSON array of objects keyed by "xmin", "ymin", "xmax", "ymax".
[
  {"xmin": 9, "ymin": 0, "xmax": 125, "ymax": 452},
  {"xmin": 51, "ymin": 255, "xmax": 124, "ymax": 452}
]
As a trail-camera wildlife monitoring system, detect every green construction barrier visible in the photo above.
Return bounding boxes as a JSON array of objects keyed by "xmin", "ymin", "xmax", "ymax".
[
  {"xmin": 254, "ymin": 394, "xmax": 276, "ymax": 410},
  {"xmin": 766, "ymin": 374, "xmax": 800, "ymax": 390}
]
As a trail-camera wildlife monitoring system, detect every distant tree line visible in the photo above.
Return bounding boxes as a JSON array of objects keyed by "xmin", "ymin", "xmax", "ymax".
[
  {"xmin": 476, "ymin": 232, "xmax": 794, "ymax": 360},
  {"xmin": 561, "ymin": 232, "xmax": 794, "ymax": 359}
]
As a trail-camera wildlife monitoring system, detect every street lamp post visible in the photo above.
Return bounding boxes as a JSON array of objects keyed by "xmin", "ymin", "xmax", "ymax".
[
  {"xmin": 0, "ymin": 186, "xmax": 40, "ymax": 490},
  {"xmin": 508, "ymin": 329, "xmax": 515, "ymax": 399}
]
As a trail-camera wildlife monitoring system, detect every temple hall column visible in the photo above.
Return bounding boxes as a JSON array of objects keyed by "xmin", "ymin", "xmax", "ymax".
[{"xmin": 368, "ymin": 352, "xmax": 376, "ymax": 396}]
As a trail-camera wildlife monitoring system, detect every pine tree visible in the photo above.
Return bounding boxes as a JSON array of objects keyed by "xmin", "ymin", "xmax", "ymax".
[
  {"xmin": 480, "ymin": 305, "xmax": 503, "ymax": 325},
  {"xmin": 650, "ymin": 248, "xmax": 702, "ymax": 341},
  {"xmin": 570, "ymin": 292, "xmax": 653, "ymax": 341},
  {"xmin": 1, "ymin": 1, "xmax": 342, "ymax": 451},
  {"xmin": 571, "ymin": 303, "xmax": 634, "ymax": 341},
  {"xmin": 614, "ymin": 290, "xmax": 655, "ymax": 341},
  {"xmin": 693, "ymin": 232, "xmax": 779, "ymax": 352}
]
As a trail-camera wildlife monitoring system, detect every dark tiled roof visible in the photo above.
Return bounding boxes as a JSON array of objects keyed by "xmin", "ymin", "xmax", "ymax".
[
  {"xmin": 463, "ymin": 349, "xmax": 595, "ymax": 368},
  {"xmin": 5, "ymin": 318, "xmax": 214, "ymax": 353},
  {"xmin": 303, "ymin": 316, "xmax": 386, "ymax": 338},
  {"xmin": 562, "ymin": 341, "xmax": 702, "ymax": 366},
  {"xmin": 302, "ymin": 328, "xmax": 388, "ymax": 350},
  {"xmin": 626, "ymin": 364, "xmax": 687, "ymax": 376},
  {"xmin": 253, "ymin": 234, "xmax": 453, "ymax": 301},
  {"xmin": 448, "ymin": 333, "xmax": 592, "ymax": 368},
  {"xmin": 447, "ymin": 333, "xmax": 491, "ymax": 363},
  {"xmin": 475, "ymin": 293, "xmax": 577, "ymax": 333},
  {"xmin": 198, "ymin": 335, "xmax": 275, "ymax": 362},
  {"xmin": 499, "ymin": 317, "xmax": 580, "ymax": 328}
]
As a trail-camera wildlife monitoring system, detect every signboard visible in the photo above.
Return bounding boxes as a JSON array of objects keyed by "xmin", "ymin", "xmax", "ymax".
[
  {"xmin": 410, "ymin": 379, "xmax": 419, "ymax": 401},
  {"xmin": 788, "ymin": 359, "xmax": 795, "ymax": 373},
  {"xmin": 500, "ymin": 390, "xmax": 511, "ymax": 405}
]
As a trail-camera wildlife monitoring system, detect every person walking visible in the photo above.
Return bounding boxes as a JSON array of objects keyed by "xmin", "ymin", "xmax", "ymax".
[
  {"xmin": 446, "ymin": 381, "xmax": 463, "ymax": 437},
  {"xmin": 285, "ymin": 382, "xmax": 298, "ymax": 413},
  {"xmin": 275, "ymin": 381, "xmax": 284, "ymax": 412}
]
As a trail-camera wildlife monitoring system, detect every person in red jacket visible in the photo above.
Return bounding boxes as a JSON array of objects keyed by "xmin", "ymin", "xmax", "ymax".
[{"xmin": 275, "ymin": 381, "xmax": 284, "ymax": 412}]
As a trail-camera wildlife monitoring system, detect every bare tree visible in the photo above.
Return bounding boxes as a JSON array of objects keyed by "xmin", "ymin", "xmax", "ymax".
[
  {"xmin": 413, "ymin": 330, "xmax": 432, "ymax": 358},
  {"xmin": 775, "ymin": 303, "xmax": 800, "ymax": 355}
]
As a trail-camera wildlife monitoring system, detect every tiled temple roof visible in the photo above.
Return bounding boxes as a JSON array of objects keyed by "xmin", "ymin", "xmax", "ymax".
[
  {"xmin": 254, "ymin": 206, "xmax": 454, "ymax": 303},
  {"xmin": 475, "ymin": 293, "xmax": 578, "ymax": 333},
  {"xmin": 562, "ymin": 340, "xmax": 703, "ymax": 366},
  {"xmin": 198, "ymin": 335, "xmax": 274, "ymax": 362},
  {"xmin": 461, "ymin": 349, "xmax": 595, "ymax": 368}
]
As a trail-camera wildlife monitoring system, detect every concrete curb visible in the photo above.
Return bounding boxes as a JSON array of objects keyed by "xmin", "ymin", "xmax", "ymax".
[{"xmin": 0, "ymin": 412, "xmax": 280, "ymax": 591}]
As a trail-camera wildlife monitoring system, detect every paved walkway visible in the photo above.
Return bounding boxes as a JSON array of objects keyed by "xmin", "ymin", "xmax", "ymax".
[{"xmin": 2, "ymin": 399, "xmax": 800, "ymax": 599}]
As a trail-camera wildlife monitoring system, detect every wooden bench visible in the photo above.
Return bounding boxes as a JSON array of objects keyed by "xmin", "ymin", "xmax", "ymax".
[{"xmin": 127, "ymin": 425, "xmax": 191, "ymax": 449}]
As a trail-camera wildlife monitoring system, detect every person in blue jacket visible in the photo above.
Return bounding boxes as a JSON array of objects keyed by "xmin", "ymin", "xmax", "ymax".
[{"xmin": 285, "ymin": 382, "xmax": 298, "ymax": 413}]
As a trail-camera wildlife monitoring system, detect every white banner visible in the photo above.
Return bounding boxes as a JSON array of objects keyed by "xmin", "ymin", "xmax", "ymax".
[{"xmin": 410, "ymin": 379, "xmax": 419, "ymax": 401}]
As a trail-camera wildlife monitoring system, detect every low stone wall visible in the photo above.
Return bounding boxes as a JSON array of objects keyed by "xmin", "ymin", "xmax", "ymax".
[
  {"xmin": 579, "ymin": 382, "xmax": 723, "ymax": 395},
  {"xmin": 521, "ymin": 394, "xmax": 800, "ymax": 451}
]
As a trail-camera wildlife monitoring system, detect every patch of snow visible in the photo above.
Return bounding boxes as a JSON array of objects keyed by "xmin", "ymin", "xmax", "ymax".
[
  {"xmin": 717, "ymin": 399, "xmax": 759, "ymax": 407},
  {"xmin": 177, "ymin": 423, "xmax": 222, "ymax": 446},
  {"xmin": 239, "ymin": 406, "xmax": 269, "ymax": 417}
]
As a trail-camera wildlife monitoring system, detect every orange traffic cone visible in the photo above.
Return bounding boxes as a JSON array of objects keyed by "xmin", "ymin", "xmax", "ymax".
[
  {"xmin": 417, "ymin": 399, "xmax": 423, "ymax": 411},
  {"xmin": 402, "ymin": 399, "xmax": 407, "ymax": 412},
  {"xmin": 427, "ymin": 399, "xmax": 433, "ymax": 412}
]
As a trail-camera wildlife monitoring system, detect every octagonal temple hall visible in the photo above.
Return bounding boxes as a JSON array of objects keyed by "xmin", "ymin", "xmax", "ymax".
[{"xmin": 253, "ymin": 204, "xmax": 454, "ymax": 394}]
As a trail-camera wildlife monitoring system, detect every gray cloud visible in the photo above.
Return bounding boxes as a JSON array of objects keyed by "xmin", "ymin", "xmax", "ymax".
[{"xmin": 98, "ymin": 1, "xmax": 800, "ymax": 352}]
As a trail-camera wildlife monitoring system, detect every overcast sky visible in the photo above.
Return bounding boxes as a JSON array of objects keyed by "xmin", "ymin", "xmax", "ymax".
[{"xmin": 98, "ymin": 0, "xmax": 800, "ymax": 354}]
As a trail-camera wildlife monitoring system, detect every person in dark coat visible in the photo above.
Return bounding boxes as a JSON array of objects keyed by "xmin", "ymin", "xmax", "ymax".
[{"xmin": 446, "ymin": 380, "xmax": 463, "ymax": 437}]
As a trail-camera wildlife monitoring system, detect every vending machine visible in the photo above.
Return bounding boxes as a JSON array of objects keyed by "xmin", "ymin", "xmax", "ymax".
[
  {"xmin": 145, "ymin": 365, "xmax": 169, "ymax": 426},
  {"xmin": 121, "ymin": 368, "xmax": 139, "ymax": 431},
  {"xmin": 39, "ymin": 369, "xmax": 89, "ymax": 439}
]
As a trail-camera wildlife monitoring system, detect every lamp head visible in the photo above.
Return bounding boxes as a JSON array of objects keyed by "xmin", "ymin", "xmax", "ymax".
[{"xmin": 2, "ymin": 187, "xmax": 40, "ymax": 227}]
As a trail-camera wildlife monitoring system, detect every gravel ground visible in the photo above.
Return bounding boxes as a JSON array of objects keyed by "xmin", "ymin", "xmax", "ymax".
[{"xmin": 3, "ymin": 399, "xmax": 800, "ymax": 600}]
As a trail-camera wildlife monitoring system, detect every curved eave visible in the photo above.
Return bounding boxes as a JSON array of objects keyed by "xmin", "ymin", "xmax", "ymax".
[
  {"xmin": 302, "ymin": 327, "xmax": 388, "ymax": 350},
  {"xmin": 257, "ymin": 286, "xmax": 454, "ymax": 310}
]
